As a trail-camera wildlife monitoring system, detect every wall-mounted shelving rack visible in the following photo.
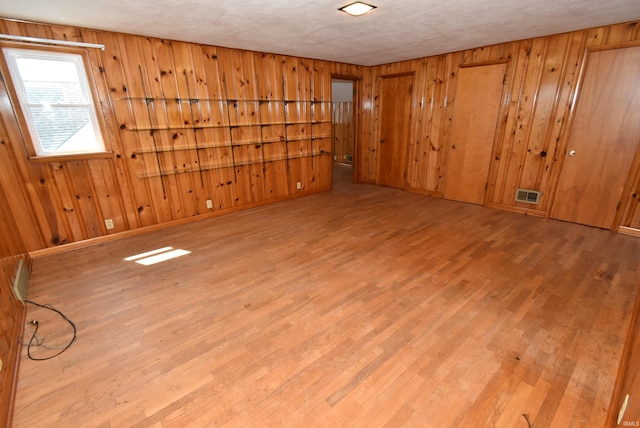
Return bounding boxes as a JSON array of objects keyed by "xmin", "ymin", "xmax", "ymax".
[{"xmin": 117, "ymin": 77, "xmax": 332, "ymax": 182}]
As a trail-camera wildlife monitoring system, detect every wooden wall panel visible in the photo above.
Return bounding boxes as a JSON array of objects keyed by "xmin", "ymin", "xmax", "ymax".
[
  {"xmin": 621, "ymin": 166, "xmax": 640, "ymax": 231},
  {"xmin": 0, "ymin": 160, "xmax": 28, "ymax": 427},
  {"xmin": 98, "ymin": 33, "xmax": 146, "ymax": 228},
  {"xmin": 0, "ymin": 91, "xmax": 44, "ymax": 250},
  {"xmin": 332, "ymin": 102, "xmax": 353, "ymax": 164},
  {"xmin": 356, "ymin": 20, "xmax": 640, "ymax": 230},
  {"xmin": 2, "ymin": 18, "xmax": 640, "ymax": 247},
  {"xmin": 0, "ymin": 19, "xmax": 361, "ymax": 252},
  {"xmin": 406, "ymin": 57, "xmax": 443, "ymax": 194},
  {"xmin": 354, "ymin": 67, "xmax": 375, "ymax": 184}
]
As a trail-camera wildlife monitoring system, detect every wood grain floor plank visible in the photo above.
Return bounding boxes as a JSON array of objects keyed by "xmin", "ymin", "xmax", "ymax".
[{"xmin": 12, "ymin": 166, "xmax": 640, "ymax": 427}]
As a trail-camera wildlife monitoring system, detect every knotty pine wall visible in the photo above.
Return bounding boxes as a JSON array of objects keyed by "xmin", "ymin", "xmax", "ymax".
[
  {"xmin": 332, "ymin": 102, "xmax": 354, "ymax": 164},
  {"xmin": 2, "ymin": 18, "xmax": 640, "ymax": 255},
  {"xmin": 356, "ymin": 20, "xmax": 640, "ymax": 230},
  {"xmin": 0, "ymin": 18, "xmax": 364, "ymax": 252},
  {"xmin": 0, "ymin": 174, "xmax": 28, "ymax": 425}
]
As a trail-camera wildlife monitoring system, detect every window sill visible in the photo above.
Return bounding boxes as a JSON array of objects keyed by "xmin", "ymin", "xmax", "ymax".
[{"xmin": 28, "ymin": 151, "xmax": 114, "ymax": 163}]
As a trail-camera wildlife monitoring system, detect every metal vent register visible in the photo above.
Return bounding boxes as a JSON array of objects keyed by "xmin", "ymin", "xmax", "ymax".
[
  {"xmin": 515, "ymin": 189, "xmax": 541, "ymax": 204},
  {"xmin": 13, "ymin": 259, "xmax": 29, "ymax": 303}
]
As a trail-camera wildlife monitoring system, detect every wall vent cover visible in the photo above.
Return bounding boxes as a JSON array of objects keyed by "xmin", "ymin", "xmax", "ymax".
[
  {"xmin": 12, "ymin": 259, "xmax": 29, "ymax": 304},
  {"xmin": 515, "ymin": 189, "xmax": 541, "ymax": 204}
]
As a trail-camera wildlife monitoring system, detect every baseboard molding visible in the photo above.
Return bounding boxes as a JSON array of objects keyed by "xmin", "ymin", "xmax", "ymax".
[
  {"xmin": 405, "ymin": 186, "xmax": 444, "ymax": 198},
  {"xmin": 618, "ymin": 226, "xmax": 640, "ymax": 238},
  {"xmin": 29, "ymin": 188, "xmax": 329, "ymax": 259},
  {"xmin": 485, "ymin": 202, "xmax": 546, "ymax": 217}
]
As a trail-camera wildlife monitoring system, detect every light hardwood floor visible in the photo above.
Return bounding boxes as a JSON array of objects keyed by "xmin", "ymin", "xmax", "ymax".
[{"xmin": 13, "ymin": 167, "xmax": 640, "ymax": 427}]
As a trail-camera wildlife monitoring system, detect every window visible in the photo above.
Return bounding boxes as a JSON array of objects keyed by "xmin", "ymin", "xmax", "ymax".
[{"xmin": 2, "ymin": 47, "xmax": 106, "ymax": 157}]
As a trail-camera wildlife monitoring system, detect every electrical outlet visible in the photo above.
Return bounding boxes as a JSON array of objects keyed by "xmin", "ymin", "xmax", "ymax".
[
  {"xmin": 333, "ymin": 155, "xmax": 337, "ymax": 161},
  {"xmin": 296, "ymin": 181, "xmax": 302, "ymax": 190},
  {"xmin": 104, "ymin": 219, "xmax": 115, "ymax": 230},
  {"xmin": 0, "ymin": 358, "xmax": 3, "ymax": 372},
  {"xmin": 206, "ymin": 199, "xmax": 213, "ymax": 209}
]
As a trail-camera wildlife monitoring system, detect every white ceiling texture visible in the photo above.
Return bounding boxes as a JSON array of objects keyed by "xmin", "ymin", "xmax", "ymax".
[{"xmin": 1, "ymin": 0, "xmax": 639, "ymax": 66}]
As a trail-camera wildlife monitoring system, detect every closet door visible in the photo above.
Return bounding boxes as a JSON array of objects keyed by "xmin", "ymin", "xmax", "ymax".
[
  {"xmin": 377, "ymin": 74, "xmax": 413, "ymax": 189},
  {"xmin": 550, "ymin": 46, "xmax": 640, "ymax": 229},
  {"xmin": 444, "ymin": 63, "xmax": 506, "ymax": 204}
]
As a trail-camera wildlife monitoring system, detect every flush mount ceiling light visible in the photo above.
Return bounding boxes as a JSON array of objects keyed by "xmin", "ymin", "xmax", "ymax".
[{"xmin": 339, "ymin": 2, "xmax": 377, "ymax": 16}]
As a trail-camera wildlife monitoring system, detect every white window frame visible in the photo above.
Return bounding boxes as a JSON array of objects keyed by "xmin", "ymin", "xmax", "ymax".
[{"xmin": 2, "ymin": 46, "xmax": 107, "ymax": 157}]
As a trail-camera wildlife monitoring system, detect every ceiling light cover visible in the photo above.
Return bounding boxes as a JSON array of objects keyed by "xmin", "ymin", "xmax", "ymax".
[{"xmin": 339, "ymin": 2, "xmax": 376, "ymax": 17}]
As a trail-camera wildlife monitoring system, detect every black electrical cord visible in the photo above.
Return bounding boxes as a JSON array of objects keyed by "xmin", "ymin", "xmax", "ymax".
[{"xmin": 24, "ymin": 300, "xmax": 77, "ymax": 361}]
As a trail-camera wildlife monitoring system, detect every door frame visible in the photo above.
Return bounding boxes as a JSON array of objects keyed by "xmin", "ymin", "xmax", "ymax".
[
  {"xmin": 546, "ymin": 42, "xmax": 640, "ymax": 231},
  {"xmin": 331, "ymin": 74, "xmax": 363, "ymax": 184}
]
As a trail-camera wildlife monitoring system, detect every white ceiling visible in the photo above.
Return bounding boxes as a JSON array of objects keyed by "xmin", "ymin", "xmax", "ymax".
[{"xmin": 1, "ymin": 0, "xmax": 639, "ymax": 66}]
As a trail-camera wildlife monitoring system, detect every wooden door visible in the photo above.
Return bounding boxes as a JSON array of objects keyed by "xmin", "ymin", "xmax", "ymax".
[
  {"xmin": 444, "ymin": 63, "xmax": 506, "ymax": 204},
  {"xmin": 550, "ymin": 46, "xmax": 640, "ymax": 229},
  {"xmin": 377, "ymin": 74, "xmax": 412, "ymax": 189}
]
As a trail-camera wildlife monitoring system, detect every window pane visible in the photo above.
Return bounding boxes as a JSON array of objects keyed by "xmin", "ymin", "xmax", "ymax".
[
  {"xmin": 30, "ymin": 107, "xmax": 96, "ymax": 153},
  {"xmin": 3, "ymin": 47, "xmax": 106, "ymax": 156},
  {"xmin": 16, "ymin": 58, "xmax": 86, "ymax": 104}
]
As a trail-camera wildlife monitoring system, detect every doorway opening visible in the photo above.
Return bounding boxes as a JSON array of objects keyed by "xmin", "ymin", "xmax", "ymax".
[{"xmin": 331, "ymin": 78, "xmax": 356, "ymax": 186}]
